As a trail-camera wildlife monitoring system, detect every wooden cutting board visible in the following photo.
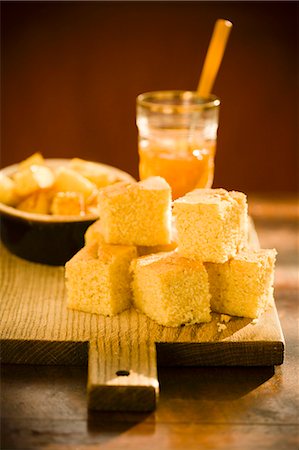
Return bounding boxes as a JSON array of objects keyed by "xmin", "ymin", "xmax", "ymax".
[{"xmin": 0, "ymin": 230, "xmax": 285, "ymax": 412}]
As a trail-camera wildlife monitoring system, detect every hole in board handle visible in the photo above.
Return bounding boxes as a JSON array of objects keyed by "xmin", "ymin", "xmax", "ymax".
[{"xmin": 116, "ymin": 370, "xmax": 130, "ymax": 377}]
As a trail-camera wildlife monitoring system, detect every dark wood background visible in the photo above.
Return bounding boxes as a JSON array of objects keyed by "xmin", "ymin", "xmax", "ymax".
[{"xmin": 1, "ymin": 1, "xmax": 298, "ymax": 193}]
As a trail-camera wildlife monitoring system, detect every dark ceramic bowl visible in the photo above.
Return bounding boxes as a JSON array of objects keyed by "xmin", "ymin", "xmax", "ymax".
[{"xmin": 0, "ymin": 159, "xmax": 135, "ymax": 266}]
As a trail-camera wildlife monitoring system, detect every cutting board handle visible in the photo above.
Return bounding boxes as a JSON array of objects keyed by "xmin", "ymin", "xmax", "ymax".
[{"xmin": 87, "ymin": 338, "xmax": 159, "ymax": 411}]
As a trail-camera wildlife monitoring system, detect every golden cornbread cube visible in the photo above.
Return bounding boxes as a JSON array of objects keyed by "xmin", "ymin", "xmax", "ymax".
[
  {"xmin": 16, "ymin": 190, "xmax": 52, "ymax": 214},
  {"xmin": 138, "ymin": 217, "xmax": 178, "ymax": 255},
  {"xmin": 85, "ymin": 219, "xmax": 177, "ymax": 255},
  {"xmin": 137, "ymin": 241, "xmax": 178, "ymax": 256},
  {"xmin": 130, "ymin": 252, "xmax": 211, "ymax": 327},
  {"xmin": 13, "ymin": 165, "xmax": 55, "ymax": 197},
  {"xmin": 173, "ymin": 188, "xmax": 248, "ymax": 263},
  {"xmin": 18, "ymin": 152, "xmax": 45, "ymax": 169},
  {"xmin": 84, "ymin": 220, "xmax": 105, "ymax": 245},
  {"xmin": 54, "ymin": 167, "xmax": 97, "ymax": 202},
  {"xmin": 50, "ymin": 192, "xmax": 85, "ymax": 215},
  {"xmin": 205, "ymin": 248, "xmax": 277, "ymax": 319},
  {"xmin": 65, "ymin": 242, "xmax": 137, "ymax": 316},
  {"xmin": 0, "ymin": 173, "xmax": 19, "ymax": 206},
  {"xmin": 98, "ymin": 177, "xmax": 172, "ymax": 246}
]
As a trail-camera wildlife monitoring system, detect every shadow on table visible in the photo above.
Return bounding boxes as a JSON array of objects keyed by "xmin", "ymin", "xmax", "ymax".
[
  {"xmin": 157, "ymin": 365, "xmax": 276, "ymax": 401},
  {"xmin": 87, "ymin": 409, "xmax": 155, "ymax": 439}
]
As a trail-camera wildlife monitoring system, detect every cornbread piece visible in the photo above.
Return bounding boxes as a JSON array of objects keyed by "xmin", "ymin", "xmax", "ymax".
[
  {"xmin": 16, "ymin": 190, "xmax": 51, "ymax": 214},
  {"xmin": 54, "ymin": 167, "xmax": 97, "ymax": 202},
  {"xmin": 18, "ymin": 152, "xmax": 45, "ymax": 169},
  {"xmin": 0, "ymin": 173, "xmax": 19, "ymax": 206},
  {"xmin": 130, "ymin": 252, "xmax": 211, "ymax": 327},
  {"xmin": 137, "ymin": 241, "xmax": 177, "ymax": 256},
  {"xmin": 70, "ymin": 158, "xmax": 134, "ymax": 188},
  {"xmin": 138, "ymin": 217, "xmax": 178, "ymax": 255},
  {"xmin": 13, "ymin": 165, "xmax": 55, "ymax": 197},
  {"xmin": 205, "ymin": 248, "xmax": 277, "ymax": 319},
  {"xmin": 84, "ymin": 220, "xmax": 105, "ymax": 245},
  {"xmin": 173, "ymin": 188, "xmax": 248, "ymax": 263},
  {"xmin": 51, "ymin": 192, "xmax": 85, "ymax": 215},
  {"xmin": 65, "ymin": 242, "xmax": 137, "ymax": 316},
  {"xmin": 85, "ymin": 219, "xmax": 177, "ymax": 255},
  {"xmin": 98, "ymin": 177, "xmax": 172, "ymax": 246}
]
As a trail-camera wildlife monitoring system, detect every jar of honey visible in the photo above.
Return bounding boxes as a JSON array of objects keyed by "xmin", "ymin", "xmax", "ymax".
[{"xmin": 136, "ymin": 91, "xmax": 220, "ymax": 199}]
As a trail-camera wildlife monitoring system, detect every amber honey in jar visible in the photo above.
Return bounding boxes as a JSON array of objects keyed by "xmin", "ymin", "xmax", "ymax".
[{"xmin": 136, "ymin": 91, "xmax": 220, "ymax": 199}]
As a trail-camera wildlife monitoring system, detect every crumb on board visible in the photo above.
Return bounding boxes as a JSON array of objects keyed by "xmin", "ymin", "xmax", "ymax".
[
  {"xmin": 251, "ymin": 318, "xmax": 259, "ymax": 325},
  {"xmin": 217, "ymin": 322, "xmax": 227, "ymax": 333},
  {"xmin": 220, "ymin": 314, "xmax": 231, "ymax": 323}
]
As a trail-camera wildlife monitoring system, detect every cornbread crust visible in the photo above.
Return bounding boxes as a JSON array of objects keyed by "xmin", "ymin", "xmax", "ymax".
[
  {"xmin": 173, "ymin": 188, "xmax": 248, "ymax": 263},
  {"xmin": 205, "ymin": 248, "xmax": 277, "ymax": 319},
  {"xmin": 65, "ymin": 242, "xmax": 137, "ymax": 316},
  {"xmin": 98, "ymin": 177, "xmax": 172, "ymax": 246},
  {"xmin": 130, "ymin": 251, "xmax": 211, "ymax": 327}
]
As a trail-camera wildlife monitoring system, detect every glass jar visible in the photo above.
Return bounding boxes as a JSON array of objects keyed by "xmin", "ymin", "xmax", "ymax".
[{"xmin": 136, "ymin": 90, "xmax": 220, "ymax": 199}]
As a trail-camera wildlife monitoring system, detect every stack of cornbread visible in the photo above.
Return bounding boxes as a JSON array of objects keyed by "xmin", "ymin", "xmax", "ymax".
[{"xmin": 65, "ymin": 177, "xmax": 276, "ymax": 327}]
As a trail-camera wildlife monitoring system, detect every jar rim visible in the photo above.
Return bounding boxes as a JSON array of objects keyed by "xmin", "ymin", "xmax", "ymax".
[{"xmin": 137, "ymin": 90, "xmax": 220, "ymax": 112}]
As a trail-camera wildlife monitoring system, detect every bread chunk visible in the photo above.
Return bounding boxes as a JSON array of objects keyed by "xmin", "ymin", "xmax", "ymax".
[
  {"xmin": 0, "ymin": 173, "xmax": 19, "ymax": 206},
  {"xmin": 18, "ymin": 152, "xmax": 45, "ymax": 169},
  {"xmin": 98, "ymin": 177, "xmax": 172, "ymax": 246},
  {"xmin": 16, "ymin": 190, "xmax": 51, "ymax": 214},
  {"xmin": 130, "ymin": 252, "xmax": 211, "ymax": 327},
  {"xmin": 70, "ymin": 158, "xmax": 133, "ymax": 188},
  {"xmin": 65, "ymin": 242, "xmax": 137, "ymax": 316},
  {"xmin": 85, "ymin": 219, "xmax": 177, "ymax": 255},
  {"xmin": 51, "ymin": 191, "xmax": 85, "ymax": 215},
  {"xmin": 54, "ymin": 167, "xmax": 97, "ymax": 202},
  {"xmin": 173, "ymin": 188, "xmax": 248, "ymax": 263},
  {"xmin": 205, "ymin": 248, "xmax": 277, "ymax": 319},
  {"xmin": 13, "ymin": 165, "xmax": 55, "ymax": 197}
]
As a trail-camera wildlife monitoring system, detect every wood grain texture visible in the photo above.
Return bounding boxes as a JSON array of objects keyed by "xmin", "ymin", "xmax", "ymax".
[
  {"xmin": 87, "ymin": 340, "xmax": 158, "ymax": 411},
  {"xmin": 0, "ymin": 221, "xmax": 285, "ymax": 411}
]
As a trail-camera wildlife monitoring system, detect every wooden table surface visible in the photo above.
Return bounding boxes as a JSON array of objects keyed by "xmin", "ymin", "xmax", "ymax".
[{"xmin": 1, "ymin": 195, "xmax": 298, "ymax": 450}]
